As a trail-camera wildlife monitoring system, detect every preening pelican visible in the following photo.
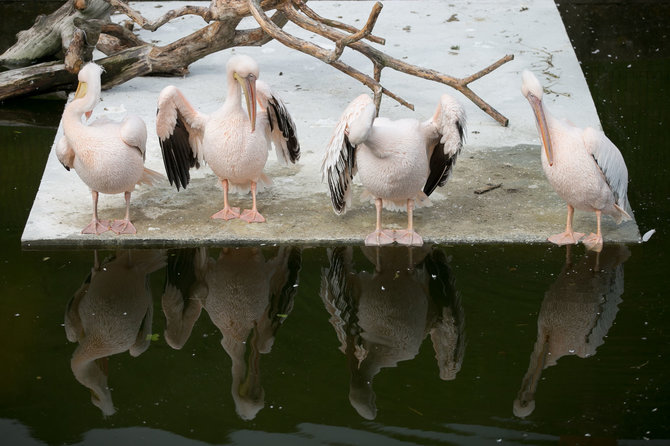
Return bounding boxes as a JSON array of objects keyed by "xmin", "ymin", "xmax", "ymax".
[
  {"xmin": 65, "ymin": 250, "xmax": 166, "ymax": 415},
  {"xmin": 56, "ymin": 62, "xmax": 163, "ymax": 235},
  {"xmin": 513, "ymin": 244, "xmax": 629, "ymax": 418},
  {"xmin": 156, "ymin": 55, "xmax": 300, "ymax": 223},
  {"xmin": 322, "ymin": 94, "xmax": 466, "ymax": 246},
  {"xmin": 521, "ymin": 70, "xmax": 632, "ymax": 252}
]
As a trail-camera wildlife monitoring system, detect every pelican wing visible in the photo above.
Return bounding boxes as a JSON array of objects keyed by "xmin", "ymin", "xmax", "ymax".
[
  {"xmin": 320, "ymin": 247, "xmax": 360, "ymax": 352},
  {"xmin": 64, "ymin": 273, "xmax": 90, "ymax": 343},
  {"xmin": 256, "ymin": 81, "xmax": 300, "ymax": 164},
  {"xmin": 55, "ymin": 135, "xmax": 74, "ymax": 171},
  {"xmin": 585, "ymin": 245, "xmax": 629, "ymax": 347},
  {"xmin": 156, "ymin": 86, "xmax": 208, "ymax": 191},
  {"xmin": 322, "ymin": 94, "xmax": 376, "ymax": 214},
  {"xmin": 423, "ymin": 94, "xmax": 466, "ymax": 196},
  {"xmin": 583, "ymin": 127, "xmax": 631, "ymax": 215},
  {"xmin": 424, "ymin": 248, "xmax": 465, "ymax": 380},
  {"xmin": 120, "ymin": 115, "xmax": 148, "ymax": 159},
  {"xmin": 161, "ymin": 247, "xmax": 207, "ymax": 349},
  {"xmin": 267, "ymin": 247, "xmax": 302, "ymax": 331}
]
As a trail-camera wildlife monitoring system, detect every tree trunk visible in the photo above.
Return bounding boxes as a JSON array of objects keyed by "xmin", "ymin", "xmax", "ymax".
[{"xmin": 0, "ymin": 0, "xmax": 113, "ymax": 67}]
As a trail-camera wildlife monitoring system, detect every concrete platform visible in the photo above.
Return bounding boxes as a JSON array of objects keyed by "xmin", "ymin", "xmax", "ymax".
[{"xmin": 21, "ymin": 0, "xmax": 640, "ymax": 248}]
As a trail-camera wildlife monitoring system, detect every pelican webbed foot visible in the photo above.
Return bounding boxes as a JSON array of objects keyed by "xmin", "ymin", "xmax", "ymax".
[
  {"xmin": 81, "ymin": 219, "xmax": 110, "ymax": 235},
  {"xmin": 364, "ymin": 229, "xmax": 394, "ymax": 246},
  {"xmin": 395, "ymin": 229, "xmax": 424, "ymax": 246},
  {"xmin": 582, "ymin": 232, "xmax": 603, "ymax": 252},
  {"xmin": 211, "ymin": 206, "xmax": 241, "ymax": 220},
  {"xmin": 110, "ymin": 219, "xmax": 137, "ymax": 235},
  {"xmin": 547, "ymin": 231, "xmax": 585, "ymax": 246},
  {"xmin": 240, "ymin": 209, "xmax": 266, "ymax": 223}
]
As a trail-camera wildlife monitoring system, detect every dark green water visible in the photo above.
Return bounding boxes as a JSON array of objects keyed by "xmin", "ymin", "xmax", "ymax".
[{"xmin": 1, "ymin": 1, "xmax": 669, "ymax": 445}]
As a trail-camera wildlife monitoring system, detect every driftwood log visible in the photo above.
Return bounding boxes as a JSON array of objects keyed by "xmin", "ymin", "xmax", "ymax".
[{"xmin": 0, "ymin": 0, "xmax": 514, "ymax": 125}]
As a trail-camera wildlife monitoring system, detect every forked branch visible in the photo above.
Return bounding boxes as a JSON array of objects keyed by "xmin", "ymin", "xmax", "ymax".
[
  {"xmin": 106, "ymin": 0, "xmax": 212, "ymax": 31},
  {"xmin": 326, "ymin": 2, "xmax": 383, "ymax": 63},
  {"xmin": 276, "ymin": 1, "xmax": 514, "ymax": 125},
  {"xmin": 247, "ymin": 0, "xmax": 413, "ymax": 109},
  {"xmin": 293, "ymin": 0, "xmax": 385, "ymax": 45},
  {"xmin": 0, "ymin": 0, "xmax": 512, "ymax": 125}
]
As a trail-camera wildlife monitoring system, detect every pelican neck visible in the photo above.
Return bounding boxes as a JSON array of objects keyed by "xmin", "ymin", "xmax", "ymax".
[
  {"xmin": 62, "ymin": 99, "xmax": 90, "ymax": 134},
  {"xmin": 226, "ymin": 72, "xmax": 243, "ymax": 108}
]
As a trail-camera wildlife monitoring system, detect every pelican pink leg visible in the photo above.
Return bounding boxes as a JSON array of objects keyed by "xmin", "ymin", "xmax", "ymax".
[
  {"xmin": 395, "ymin": 199, "xmax": 423, "ymax": 246},
  {"xmin": 110, "ymin": 191, "xmax": 137, "ymax": 234},
  {"xmin": 364, "ymin": 198, "xmax": 394, "ymax": 246},
  {"xmin": 548, "ymin": 204, "xmax": 585, "ymax": 246},
  {"xmin": 582, "ymin": 210, "xmax": 604, "ymax": 252},
  {"xmin": 240, "ymin": 181, "xmax": 266, "ymax": 223},
  {"xmin": 212, "ymin": 179, "xmax": 241, "ymax": 220},
  {"xmin": 81, "ymin": 190, "xmax": 110, "ymax": 235}
]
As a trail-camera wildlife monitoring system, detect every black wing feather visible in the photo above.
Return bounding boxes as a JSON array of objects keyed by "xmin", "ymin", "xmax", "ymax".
[
  {"xmin": 165, "ymin": 248, "xmax": 200, "ymax": 299},
  {"xmin": 423, "ymin": 120, "xmax": 464, "ymax": 196},
  {"xmin": 328, "ymin": 135, "xmax": 356, "ymax": 214},
  {"xmin": 423, "ymin": 142, "xmax": 459, "ymax": 196},
  {"xmin": 158, "ymin": 109, "xmax": 199, "ymax": 191},
  {"xmin": 268, "ymin": 96, "xmax": 300, "ymax": 163}
]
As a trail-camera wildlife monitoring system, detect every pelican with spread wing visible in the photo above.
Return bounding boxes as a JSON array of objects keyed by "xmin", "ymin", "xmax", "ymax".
[
  {"xmin": 56, "ymin": 62, "xmax": 162, "ymax": 235},
  {"xmin": 521, "ymin": 70, "xmax": 632, "ymax": 252},
  {"xmin": 156, "ymin": 55, "xmax": 300, "ymax": 223},
  {"xmin": 322, "ymin": 94, "xmax": 466, "ymax": 246}
]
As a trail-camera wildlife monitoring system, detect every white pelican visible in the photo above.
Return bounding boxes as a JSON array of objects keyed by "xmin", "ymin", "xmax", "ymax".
[
  {"xmin": 513, "ymin": 244, "xmax": 629, "ymax": 418},
  {"xmin": 56, "ymin": 62, "xmax": 163, "ymax": 235},
  {"xmin": 156, "ymin": 54, "xmax": 300, "ymax": 223},
  {"xmin": 320, "ymin": 246, "xmax": 465, "ymax": 419},
  {"xmin": 521, "ymin": 70, "xmax": 632, "ymax": 252},
  {"xmin": 65, "ymin": 250, "xmax": 166, "ymax": 415},
  {"xmin": 322, "ymin": 94, "xmax": 466, "ymax": 246},
  {"xmin": 161, "ymin": 246, "xmax": 301, "ymax": 420}
]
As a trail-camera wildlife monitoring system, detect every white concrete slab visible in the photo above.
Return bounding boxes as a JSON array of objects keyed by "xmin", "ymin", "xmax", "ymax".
[{"xmin": 21, "ymin": 0, "xmax": 640, "ymax": 247}]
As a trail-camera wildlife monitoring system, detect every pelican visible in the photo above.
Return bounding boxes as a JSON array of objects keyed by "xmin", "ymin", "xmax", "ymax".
[
  {"xmin": 156, "ymin": 54, "xmax": 300, "ymax": 223},
  {"xmin": 513, "ymin": 244, "xmax": 630, "ymax": 418},
  {"xmin": 320, "ymin": 246, "xmax": 465, "ymax": 419},
  {"xmin": 65, "ymin": 250, "xmax": 166, "ymax": 415},
  {"xmin": 322, "ymin": 93, "xmax": 466, "ymax": 246},
  {"xmin": 161, "ymin": 246, "xmax": 301, "ymax": 420},
  {"xmin": 521, "ymin": 70, "xmax": 632, "ymax": 252},
  {"xmin": 56, "ymin": 62, "xmax": 163, "ymax": 235}
]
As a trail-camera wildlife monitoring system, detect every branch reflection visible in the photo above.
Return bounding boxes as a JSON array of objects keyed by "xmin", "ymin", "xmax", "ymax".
[
  {"xmin": 162, "ymin": 246, "xmax": 301, "ymax": 420},
  {"xmin": 320, "ymin": 245, "xmax": 464, "ymax": 420},
  {"xmin": 513, "ymin": 244, "xmax": 631, "ymax": 418},
  {"xmin": 64, "ymin": 250, "xmax": 166, "ymax": 416}
]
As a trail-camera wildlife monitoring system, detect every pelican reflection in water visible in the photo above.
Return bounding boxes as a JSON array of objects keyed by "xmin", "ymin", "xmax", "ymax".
[
  {"xmin": 513, "ymin": 244, "xmax": 630, "ymax": 418},
  {"xmin": 64, "ymin": 250, "xmax": 166, "ymax": 415},
  {"xmin": 161, "ymin": 246, "xmax": 301, "ymax": 420},
  {"xmin": 320, "ymin": 245, "xmax": 465, "ymax": 419}
]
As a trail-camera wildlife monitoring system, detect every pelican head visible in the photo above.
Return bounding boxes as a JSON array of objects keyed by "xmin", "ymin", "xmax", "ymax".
[
  {"xmin": 228, "ymin": 55, "xmax": 259, "ymax": 132},
  {"xmin": 74, "ymin": 62, "xmax": 103, "ymax": 121},
  {"xmin": 513, "ymin": 397, "xmax": 535, "ymax": 419},
  {"xmin": 521, "ymin": 70, "xmax": 553, "ymax": 166}
]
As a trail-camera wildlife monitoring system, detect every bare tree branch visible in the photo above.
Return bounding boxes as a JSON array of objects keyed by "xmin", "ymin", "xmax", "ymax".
[
  {"xmin": 0, "ymin": 0, "xmax": 511, "ymax": 125},
  {"xmin": 98, "ymin": 22, "xmax": 147, "ymax": 51},
  {"xmin": 326, "ymin": 2, "xmax": 383, "ymax": 63},
  {"xmin": 248, "ymin": 0, "xmax": 413, "ymax": 109},
  {"xmin": 106, "ymin": 0, "xmax": 212, "ymax": 31},
  {"xmin": 293, "ymin": 0, "xmax": 385, "ymax": 45},
  {"xmin": 280, "ymin": 3, "xmax": 513, "ymax": 125}
]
